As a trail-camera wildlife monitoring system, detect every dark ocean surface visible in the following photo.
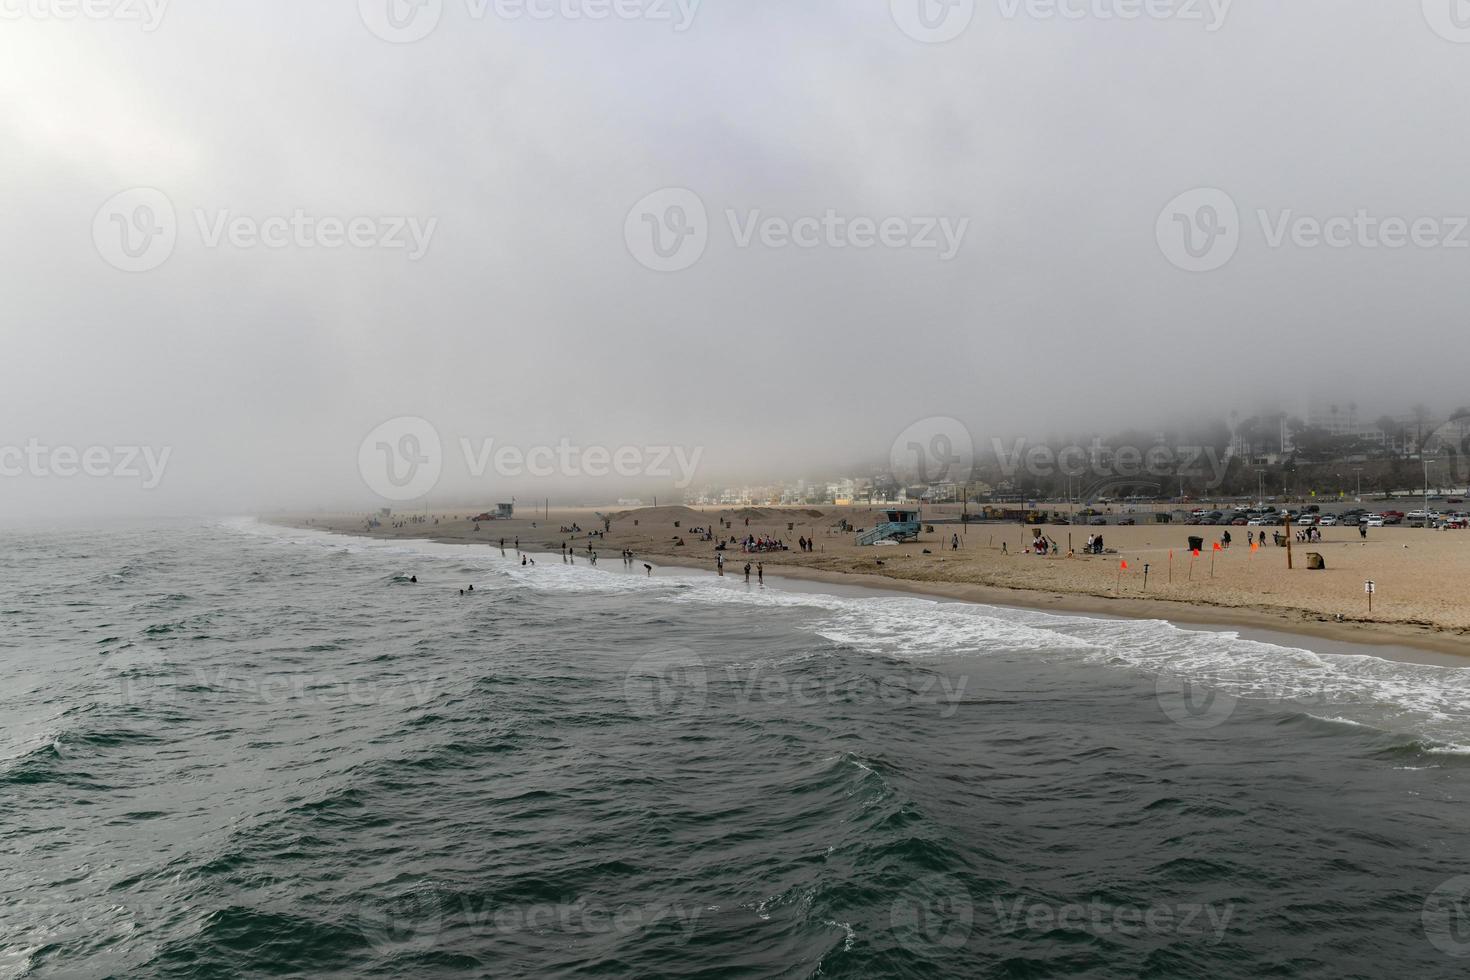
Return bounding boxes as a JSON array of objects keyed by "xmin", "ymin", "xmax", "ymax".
[{"xmin": 4, "ymin": 519, "xmax": 1470, "ymax": 978}]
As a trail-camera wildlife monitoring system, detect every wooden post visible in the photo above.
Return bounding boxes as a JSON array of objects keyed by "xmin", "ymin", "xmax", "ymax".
[{"xmin": 1285, "ymin": 513, "xmax": 1294, "ymax": 570}]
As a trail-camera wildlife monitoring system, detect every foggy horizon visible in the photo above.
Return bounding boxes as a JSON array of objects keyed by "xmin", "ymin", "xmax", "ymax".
[{"xmin": 6, "ymin": 2, "xmax": 1470, "ymax": 520}]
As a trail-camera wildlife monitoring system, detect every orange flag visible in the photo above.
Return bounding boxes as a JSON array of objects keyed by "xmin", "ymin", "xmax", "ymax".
[
  {"xmin": 1213, "ymin": 542, "xmax": 1222, "ymax": 552},
  {"xmin": 1120, "ymin": 560, "xmax": 1129, "ymax": 570},
  {"xmin": 1250, "ymin": 541, "xmax": 1259, "ymax": 552},
  {"xmin": 1192, "ymin": 549, "xmax": 1200, "ymax": 558}
]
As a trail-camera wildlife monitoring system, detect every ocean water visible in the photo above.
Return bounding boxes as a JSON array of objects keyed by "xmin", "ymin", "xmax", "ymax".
[{"xmin": 5, "ymin": 520, "xmax": 1470, "ymax": 979}]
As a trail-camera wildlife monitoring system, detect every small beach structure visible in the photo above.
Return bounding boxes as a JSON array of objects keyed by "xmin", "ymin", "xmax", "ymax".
[{"xmin": 857, "ymin": 508, "xmax": 922, "ymax": 546}]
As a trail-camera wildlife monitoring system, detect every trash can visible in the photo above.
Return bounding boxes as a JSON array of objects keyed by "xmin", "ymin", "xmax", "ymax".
[{"xmin": 1188, "ymin": 536, "xmax": 1204, "ymax": 553}]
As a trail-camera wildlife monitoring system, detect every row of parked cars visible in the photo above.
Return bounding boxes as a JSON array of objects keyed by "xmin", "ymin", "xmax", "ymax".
[{"xmin": 1185, "ymin": 507, "xmax": 1470, "ymax": 529}]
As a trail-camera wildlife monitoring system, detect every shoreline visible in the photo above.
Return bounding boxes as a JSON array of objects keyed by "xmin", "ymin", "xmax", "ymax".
[
  {"xmin": 582, "ymin": 547, "xmax": 1470, "ymax": 666},
  {"xmin": 264, "ymin": 516, "xmax": 1470, "ymax": 665}
]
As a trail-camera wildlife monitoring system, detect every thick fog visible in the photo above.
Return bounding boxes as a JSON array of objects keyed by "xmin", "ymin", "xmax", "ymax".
[{"xmin": 3, "ymin": 0, "xmax": 1469, "ymax": 519}]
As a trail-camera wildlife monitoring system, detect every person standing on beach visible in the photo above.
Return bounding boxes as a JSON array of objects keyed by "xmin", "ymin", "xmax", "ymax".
[
  {"xmin": 716, "ymin": 553, "xmax": 725, "ymax": 576},
  {"xmin": 744, "ymin": 562, "xmax": 751, "ymax": 581},
  {"xmin": 1360, "ymin": 522, "xmax": 1368, "ymax": 540},
  {"xmin": 757, "ymin": 563, "xmax": 764, "ymax": 584}
]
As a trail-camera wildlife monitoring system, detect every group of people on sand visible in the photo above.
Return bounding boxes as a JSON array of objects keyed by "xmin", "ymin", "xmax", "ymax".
[
  {"xmin": 1028, "ymin": 532, "xmax": 1062, "ymax": 556},
  {"xmin": 738, "ymin": 534, "xmax": 788, "ymax": 554},
  {"xmin": 797, "ymin": 536, "xmax": 815, "ymax": 552},
  {"xmin": 366, "ymin": 515, "xmax": 434, "ymax": 530}
]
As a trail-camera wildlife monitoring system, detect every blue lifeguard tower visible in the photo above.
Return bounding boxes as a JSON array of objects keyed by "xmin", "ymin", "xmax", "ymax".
[{"xmin": 857, "ymin": 508, "xmax": 922, "ymax": 546}]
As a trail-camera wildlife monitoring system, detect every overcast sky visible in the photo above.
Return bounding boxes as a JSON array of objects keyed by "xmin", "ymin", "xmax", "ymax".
[{"xmin": 3, "ymin": 0, "xmax": 1469, "ymax": 518}]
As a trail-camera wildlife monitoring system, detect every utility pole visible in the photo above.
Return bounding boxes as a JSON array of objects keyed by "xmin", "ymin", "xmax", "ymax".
[{"xmin": 1284, "ymin": 511, "xmax": 1293, "ymax": 570}]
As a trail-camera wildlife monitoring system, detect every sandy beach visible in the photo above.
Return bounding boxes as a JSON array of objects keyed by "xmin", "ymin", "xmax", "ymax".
[{"xmin": 272, "ymin": 504, "xmax": 1470, "ymax": 656}]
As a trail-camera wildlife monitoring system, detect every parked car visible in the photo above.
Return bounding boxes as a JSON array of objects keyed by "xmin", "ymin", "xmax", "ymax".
[
  {"xmin": 1367, "ymin": 516, "xmax": 1386, "ymax": 527},
  {"xmin": 1089, "ymin": 517, "xmax": 1107, "ymax": 526},
  {"xmin": 1118, "ymin": 518, "xmax": 1136, "ymax": 526},
  {"xmin": 1318, "ymin": 515, "xmax": 1338, "ymax": 526}
]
